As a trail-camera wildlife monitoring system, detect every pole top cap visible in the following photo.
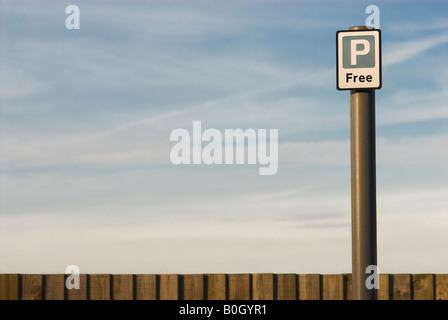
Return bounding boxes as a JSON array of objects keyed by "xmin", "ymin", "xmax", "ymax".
[{"xmin": 349, "ymin": 26, "xmax": 369, "ymax": 31}]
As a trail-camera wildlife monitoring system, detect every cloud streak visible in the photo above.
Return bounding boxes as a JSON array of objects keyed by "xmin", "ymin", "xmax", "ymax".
[{"xmin": 384, "ymin": 33, "xmax": 448, "ymax": 66}]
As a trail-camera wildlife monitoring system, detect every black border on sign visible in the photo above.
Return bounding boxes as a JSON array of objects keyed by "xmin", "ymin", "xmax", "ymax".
[{"xmin": 336, "ymin": 29, "xmax": 382, "ymax": 91}]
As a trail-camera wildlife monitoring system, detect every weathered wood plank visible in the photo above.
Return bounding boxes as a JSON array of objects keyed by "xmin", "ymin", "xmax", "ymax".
[
  {"xmin": 159, "ymin": 274, "xmax": 178, "ymax": 300},
  {"xmin": 135, "ymin": 274, "xmax": 156, "ymax": 300},
  {"xmin": 413, "ymin": 274, "xmax": 434, "ymax": 300},
  {"xmin": 206, "ymin": 274, "xmax": 226, "ymax": 300},
  {"xmin": 298, "ymin": 274, "xmax": 320, "ymax": 300},
  {"xmin": 252, "ymin": 273, "xmax": 273, "ymax": 300},
  {"xmin": 22, "ymin": 274, "xmax": 43, "ymax": 300},
  {"xmin": 344, "ymin": 274, "xmax": 352, "ymax": 300},
  {"xmin": 377, "ymin": 274, "xmax": 390, "ymax": 300},
  {"xmin": 436, "ymin": 274, "xmax": 448, "ymax": 300},
  {"xmin": 322, "ymin": 274, "xmax": 343, "ymax": 300},
  {"xmin": 89, "ymin": 274, "xmax": 110, "ymax": 300},
  {"xmin": 276, "ymin": 274, "xmax": 296, "ymax": 300},
  {"xmin": 391, "ymin": 274, "xmax": 411, "ymax": 300},
  {"xmin": 183, "ymin": 274, "xmax": 203, "ymax": 300},
  {"xmin": 228, "ymin": 274, "xmax": 250, "ymax": 300},
  {"xmin": 112, "ymin": 274, "xmax": 133, "ymax": 300},
  {"xmin": 67, "ymin": 274, "xmax": 87, "ymax": 300},
  {"xmin": 45, "ymin": 274, "xmax": 64, "ymax": 300},
  {"xmin": 0, "ymin": 274, "xmax": 19, "ymax": 300}
]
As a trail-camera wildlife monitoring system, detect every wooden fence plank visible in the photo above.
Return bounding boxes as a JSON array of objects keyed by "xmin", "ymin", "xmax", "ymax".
[
  {"xmin": 135, "ymin": 274, "xmax": 156, "ymax": 300},
  {"xmin": 0, "ymin": 274, "xmax": 19, "ymax": 300},
  {"xmin": 252, "ymin": 274, "xmax": 273, "ymax": 300},
  {"xmin": 45, "ymin": 274, "xmax": 65, "ymax": 300},
  {"xmin": 413, "ymin": 274, "xmax": 434, "ymax": 300},
  {"xmin": 298, "ymin": 274, "xmax": 320, "ymax": 300},
  {"xmin": 183, "ymin": 274, "xmax": 203, "ymax": 300},
  {"xmin": 67, "ymin": 274, "xmax": 87, "ymax": 300},
  {"xmin": 322, "ymin": 274, "xmax": 343, "ymax": 300},
  {"xmin": 391, "ymin": 274, "xmax": 411, "ymax": 300},
  {"xmin": 228, "ymin": 274, "xmax": 250, "ymax": 300},
  {"xmin": 89, "ymin": 274, "xmax": 110, "ymax": 300},
  {"xmin": 113, "ymin": 274, "xmax": 133, "ymax": 300},
  {"xmin": 344, "ymin": 274, "xmax": 352, "ymax": 300},
  {"xmin": 206, "ymin": 274, "xmax": 226, "ymax": 300},
  {"xmin": 159, "ymin": 274, "xmax": 178, "ymax": 300},
  {"xmin": 377, "ymin": 274, "xmax": 390, "ymax": 300},
  {"xmin": 276, "ymin": 274, "xmax": 296, "ymax": 300},
  {"xmin": 436, "ymin": 274, "xmax": 448, "ymax": 300},
  {"xmin": 22, "ymin": 274, "xmax": 43, "ymax": 300}
]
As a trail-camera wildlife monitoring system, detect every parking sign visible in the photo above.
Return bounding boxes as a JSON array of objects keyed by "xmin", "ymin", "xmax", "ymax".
[{"xmin": 337, "ymin": 29, "xmax": 381, "ymax": 90}]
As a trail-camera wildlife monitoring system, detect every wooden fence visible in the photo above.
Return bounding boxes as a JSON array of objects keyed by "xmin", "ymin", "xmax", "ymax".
[{"xmin": 1, "ymin": 273, "xmax": 447, "ymax": 300}]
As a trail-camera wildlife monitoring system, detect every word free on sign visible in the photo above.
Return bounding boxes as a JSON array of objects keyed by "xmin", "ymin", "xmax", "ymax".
[{"xmin": 336, "ymin": 29, "xmax": 382, "ymax": 90}]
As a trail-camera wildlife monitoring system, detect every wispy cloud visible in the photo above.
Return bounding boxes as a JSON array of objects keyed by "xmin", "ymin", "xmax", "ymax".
[
  {"xmin": 378, "ymin": 88, "xmax": 448, "ymax": 125},
  {"xmin": 0, "ymin": 67, "xmax": 48, "ymax": 99},
  {"xmin": 384, "ymin": 33, "xmax": 448, "ymax": 66}
]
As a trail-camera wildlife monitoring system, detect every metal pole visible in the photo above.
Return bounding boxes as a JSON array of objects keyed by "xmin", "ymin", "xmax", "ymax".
[{"xmin": 350, "ymin": 25, "xmax": 378, "ymax": 300}]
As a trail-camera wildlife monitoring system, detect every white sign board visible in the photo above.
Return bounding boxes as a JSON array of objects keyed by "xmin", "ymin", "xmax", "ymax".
[{"xmin": 337, "ymin": 29, "xmax": 381, "ymax": 90}]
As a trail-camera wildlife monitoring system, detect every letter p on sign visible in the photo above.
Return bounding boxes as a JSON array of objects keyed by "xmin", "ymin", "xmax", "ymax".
[{"xmin": 351, "ymin": 39, "xmax": 370, "ymax": 65}]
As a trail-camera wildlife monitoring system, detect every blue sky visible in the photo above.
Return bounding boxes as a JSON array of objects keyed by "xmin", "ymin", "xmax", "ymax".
[{"xmin": 0, "ymin": 0, "xmax": 447, "ymax": 274}]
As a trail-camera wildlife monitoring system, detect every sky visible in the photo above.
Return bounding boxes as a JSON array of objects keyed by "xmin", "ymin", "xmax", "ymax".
[{"xmin": 0, "ymin": 0, "xmax": 447, "ymax": 275}]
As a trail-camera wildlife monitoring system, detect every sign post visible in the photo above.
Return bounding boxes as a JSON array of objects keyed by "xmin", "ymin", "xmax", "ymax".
[{"xmin": 337, "ymin": 26, "xmax": 381, "ymax": 300}]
